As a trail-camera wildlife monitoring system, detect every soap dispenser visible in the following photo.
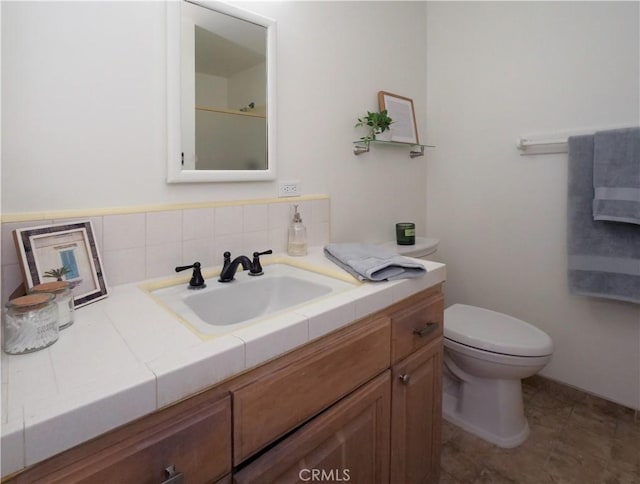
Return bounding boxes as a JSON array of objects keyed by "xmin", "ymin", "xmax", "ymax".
[{"xmin": 287, "ymin": 205, "xmax": 308, "ymax": 256}]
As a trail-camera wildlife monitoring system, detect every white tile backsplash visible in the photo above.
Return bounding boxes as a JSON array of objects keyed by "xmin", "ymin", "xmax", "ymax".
[
  {"xmin": 312, "ymin": 199, "xmax": 330, "ymax": 224},
  {"xmin": 182, "ymin": 238, "xmax": 216, "ymax": 267},
  {"xmin": 213, "ymin": 233, "xmax": 244, "ymax": 265},
  {"xmin": 268, "ymin": 202, "xmax": 290, "ymax": 229},
  {"xmin": 243, "ymin": 230, "xmax": 270, "ymax": 256},
  {"xmin": 243, "ymin": 204, "xmax": 269, "ymax": 232},
  {"xmin": 102, "ymin": 247, "xmax": 146, "ymax": 286},
  {"xmin": 182, "ymin": 208, "xmax": 215, "ymax": 241},
  {"xmin": 269, "ymin": 227, "xmax": 288, "ymax": 254},
  {"xmin": 1, "ymin": 198, "xmax": 330, "ymax": 301},
  {"xmin": 103, "ymin": 213, "xmax": 146, "ymax": 251},
  {"xmin": 146, "ymin": 211, "xmax": 182, "ymax": 246},
  {"xmin": 146, "ymin": 242, "xmax": 183, "ymax": 279},
  {"xmin": 215, "ymin": 205, "xmax": 243, "ymax": 236}
]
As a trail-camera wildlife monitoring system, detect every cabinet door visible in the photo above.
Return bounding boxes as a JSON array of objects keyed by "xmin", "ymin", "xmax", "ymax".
[
  {"xmin": 234, "ymin": 371, "xmax": 391, "ymax": 484},
  {"xmin": 391, "ymin": 339, "xmax": 442, "ymax": 484}
]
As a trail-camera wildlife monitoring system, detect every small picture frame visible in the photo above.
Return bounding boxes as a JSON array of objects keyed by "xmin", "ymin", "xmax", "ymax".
[
  {"xmin": 378, "ymin": 91, "xmax": 420, "ymax": 145},
  {"xmin": 13, "ymin": 221, "xmax": 108, "ymax": 308}
]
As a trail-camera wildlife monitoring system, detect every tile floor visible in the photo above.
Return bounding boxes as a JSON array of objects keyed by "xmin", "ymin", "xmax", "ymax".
[{"xmin": 440, "ymin": 376, "xmax": 640, "ymax": 484}]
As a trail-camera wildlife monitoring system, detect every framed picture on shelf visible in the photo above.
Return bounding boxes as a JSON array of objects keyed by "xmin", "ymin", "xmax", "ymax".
[
  {"xmin": 378, "ymin": 91, "xmax": 420, "ymax": 144},
  {"xmin": 13, "ymin": 221, "xmax": 108, "ymax": 308}
]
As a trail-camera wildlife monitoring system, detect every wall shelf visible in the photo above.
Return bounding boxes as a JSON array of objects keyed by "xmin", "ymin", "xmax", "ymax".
[
  {"xmin": 195, "ymin": 105, "xmax": 266, "ymax": 119},
  {"xmin": 352, "ymin": 140, "xmax": 435, "ymax": 158}
]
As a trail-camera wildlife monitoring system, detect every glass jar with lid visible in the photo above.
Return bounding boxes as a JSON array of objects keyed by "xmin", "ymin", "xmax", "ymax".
[
  {"xmin": 30, "ymin": 281, "xmax": 74, "ymax": 330},
  {"xmin": 3, "ymin": 293, "xmax": 59, "ymax": 354}
]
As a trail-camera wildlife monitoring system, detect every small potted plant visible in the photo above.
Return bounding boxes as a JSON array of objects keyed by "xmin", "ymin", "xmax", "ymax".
[
  {"xmin": 355, "ymin": 110, "xmax": 393, "ymax": 142},
  {"xmin": 43, "ymin": 266, "xmax": 71, "ymax": 282}
]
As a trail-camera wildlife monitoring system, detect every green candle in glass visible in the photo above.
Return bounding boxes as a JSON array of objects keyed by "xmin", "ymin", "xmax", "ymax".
[{"xmin": 396, "ymin": 223, "xmax": 416, "ymax": 245}]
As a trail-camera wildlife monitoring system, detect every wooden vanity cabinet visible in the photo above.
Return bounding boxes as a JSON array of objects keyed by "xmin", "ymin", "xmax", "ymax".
[{"xmin": 5, "ymin": 285, "xmax": 444, "ymax": 484}]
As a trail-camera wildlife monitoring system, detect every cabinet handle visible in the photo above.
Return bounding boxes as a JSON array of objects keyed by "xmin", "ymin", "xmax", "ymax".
[
  {"xmin": 161, "ymin": 465, "xmax": 184, "ymax": 484},
  {"xmin": 399, "ymin": 374, "xmax": 410, "ymax": 384},
  {"xmin": 413, "ymin": 322, "xmax": 438, "ymax": 338}
]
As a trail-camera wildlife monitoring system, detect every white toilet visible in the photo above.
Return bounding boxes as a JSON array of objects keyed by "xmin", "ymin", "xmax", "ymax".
[
  {"xmin": 443, "ymin": 304, "xmax": 553, "ymax": 447},
  {"xmin": 383, "ymin": 237, "xmax": 554, "ymax": 448}
]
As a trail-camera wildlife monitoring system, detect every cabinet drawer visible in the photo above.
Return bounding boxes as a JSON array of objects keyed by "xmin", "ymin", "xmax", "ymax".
[
  {"xmin": 232, "ymin": 316, "xmax": 390, "ymax": 464},
  {"xmin": 13, "ymin": 395, "xmax": 232, "ymax": 484},
  {"xmin": 391, "ymin": 290, "xmax": 444, "ymax": 363}
]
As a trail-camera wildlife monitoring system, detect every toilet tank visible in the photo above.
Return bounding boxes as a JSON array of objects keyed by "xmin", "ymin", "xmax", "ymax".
[{"xmin": 380, "ymin": 237, "xmax": 439, "ymax": 259}]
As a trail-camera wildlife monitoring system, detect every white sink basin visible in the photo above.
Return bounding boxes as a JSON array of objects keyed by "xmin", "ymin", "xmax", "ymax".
[{"xmin": 150, "ymin": 263, "xmax": 357, "ymax": 335}]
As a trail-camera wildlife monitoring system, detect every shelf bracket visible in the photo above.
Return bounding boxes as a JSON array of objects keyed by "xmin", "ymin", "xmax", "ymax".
[
  {"xmin": 409, "ymin": 145, "xmax": 425, "ymax": 158},
  {"xmin": 353, "ymin": 143, "xmax": 370, "ymax": 156}
]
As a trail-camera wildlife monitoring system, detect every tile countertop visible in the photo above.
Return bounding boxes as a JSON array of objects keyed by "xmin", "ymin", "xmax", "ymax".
[{"xmin": 0, "ymin": 247, "xmax": 446, "ymax": 477}]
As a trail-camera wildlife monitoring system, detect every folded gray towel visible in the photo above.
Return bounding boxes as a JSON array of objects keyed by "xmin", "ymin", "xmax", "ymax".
[
  {"xmin": 324, "ymin": 243, "xmax": 427, "ymax": 282},
  {"xmin": 567, "ymin": 134, "xmax": 640, "ymax": 304},
  {"xmin": 593, "ymin": 127, "xmax": 640, "ymax": 225}
]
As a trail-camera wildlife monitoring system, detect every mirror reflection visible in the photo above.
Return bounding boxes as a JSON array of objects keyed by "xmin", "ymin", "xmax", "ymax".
[{"xmin": 180, "ymin": 1, "xmax": 269, "ymax": 173}]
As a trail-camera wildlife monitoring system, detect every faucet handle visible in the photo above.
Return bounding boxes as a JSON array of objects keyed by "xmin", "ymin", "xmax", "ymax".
[
  {"xmin": 175, "ymin": 262, "xmax": 206, "ymax": 289},
  {"xmin": 250, "ymin": 249, "xmax": 273, "ymax": 275},
  {"xmin": 222, "ymin": 251, "xmax": 232, "ymax": 268},
  {"xmin": 253, "ymin": 249, "xmax": 273, "ymax": 257}
]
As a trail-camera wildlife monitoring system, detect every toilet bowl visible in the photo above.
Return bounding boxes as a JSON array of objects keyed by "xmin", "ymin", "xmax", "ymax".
[
  {"xmin": 382, "ymin": 237, "xmax": 553, "ymax": 448},
  {"xmin": 443, "ymin": 304, "xmax": 553, "ymax": 447}
]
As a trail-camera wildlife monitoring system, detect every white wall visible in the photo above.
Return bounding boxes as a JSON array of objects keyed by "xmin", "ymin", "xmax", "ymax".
[
  {"xmin": 228, "ymin": 62, "xmax": 266, "ymax": 109},
  {"xmin": 1, "ymin": 1, "xmax": 428, "ymax": 245},
  {"xmin": 426, "ymin": 1, "xmax": 640, "ymax": 409},
  {"xmin": 195, "ymin": 72, "xmax": 228, "ymax": 107}
]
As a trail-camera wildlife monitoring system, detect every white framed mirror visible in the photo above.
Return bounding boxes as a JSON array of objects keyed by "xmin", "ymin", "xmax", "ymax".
[{"xmin": 167, "ymin": 0, "xmax": 277, "ymax": 183}]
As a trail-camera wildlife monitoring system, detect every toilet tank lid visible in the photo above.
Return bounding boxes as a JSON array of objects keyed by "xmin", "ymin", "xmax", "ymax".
[
  {"xmin": 444, "ymin": 304, "xmax": 553, "ymax": 357},
  {"xmin": 380, "ymin": 237, "xmax": 439, "ymax": 258}
]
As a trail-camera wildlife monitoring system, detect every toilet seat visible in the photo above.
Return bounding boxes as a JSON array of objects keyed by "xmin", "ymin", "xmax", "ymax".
[
  {"xmin": 443, "ymin": 338, "xmax": 553, "ymax": 368},
  {"xmin": 444, "ymin": 304, "xmax": 553, "ymax": 357}
]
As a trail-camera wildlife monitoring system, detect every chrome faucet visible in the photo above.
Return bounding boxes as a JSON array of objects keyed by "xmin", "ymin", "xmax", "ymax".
[{"xmin": 218, "ymin": 249, "xmax": 272, "ymax": 282}]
